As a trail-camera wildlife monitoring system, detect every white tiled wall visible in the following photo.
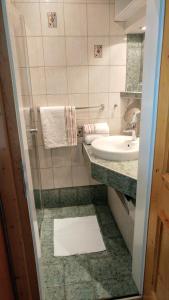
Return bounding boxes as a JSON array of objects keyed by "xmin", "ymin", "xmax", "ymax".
[{"xmin": 11, "ymin": 0, "xmax": 127, "ymax": 189}]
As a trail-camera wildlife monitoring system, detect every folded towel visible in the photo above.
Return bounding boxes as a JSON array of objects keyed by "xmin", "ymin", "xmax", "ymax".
[
  {"xmin": 84, "ymin": 133, "xmax": 109, "ymax": 145},
  {"xmin": 40, "ymin": 106, "xmax": 77, "ymax": 149},
  {"xmin": 83, "ymin": 122, "xmax": 109, "ymax": 135}
]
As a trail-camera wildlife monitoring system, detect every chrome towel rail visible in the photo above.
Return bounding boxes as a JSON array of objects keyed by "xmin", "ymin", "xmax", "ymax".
[
  {"xmin": 37, "ymin": 104, "xmax": 104, "ymax": 111},
  {"xmin": 76, "ymin": 104, "xmax": 104, "ymax": 110}
]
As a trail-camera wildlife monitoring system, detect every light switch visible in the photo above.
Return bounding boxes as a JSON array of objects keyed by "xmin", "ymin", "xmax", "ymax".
[
  {"xmin": 94, "ymin": 45, "xmax": 103, "ymax": 58},
  {"xmin": 47, "ymin": 12, "xmax": 57, "ymax": 28}
]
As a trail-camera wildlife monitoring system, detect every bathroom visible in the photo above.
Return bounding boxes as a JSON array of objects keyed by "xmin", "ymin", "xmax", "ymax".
[{"xmin": 0, "ymin": 0, "xmax": 164, "ymax": 299}]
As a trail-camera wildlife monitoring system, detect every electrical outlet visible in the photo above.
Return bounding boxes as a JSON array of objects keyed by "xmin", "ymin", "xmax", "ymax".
[
  {"xmin": 94, "ymin": 45, "xmax": 103, "ymax": 58},
  {"xmin": 47, "ymin": 12, "xmax": 57, "ymax": 28}
]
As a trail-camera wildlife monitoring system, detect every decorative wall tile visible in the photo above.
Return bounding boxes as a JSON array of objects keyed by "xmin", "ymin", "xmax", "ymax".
[
  {"xmin": 88, "ymin": 37, "xmax": 109, "ymax": 66},
  {"xmin": 40, "ymin": 3, "xmax": 65, "ymax": 36},
  {"xmin": 47, "ymin": 12, "xmax": 57, "ymax": 28}
]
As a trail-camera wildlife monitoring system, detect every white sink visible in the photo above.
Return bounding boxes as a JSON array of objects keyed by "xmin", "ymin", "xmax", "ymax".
[{"xmin": 91, "ymin": 135, "xmax": 139, "ymax": 161}]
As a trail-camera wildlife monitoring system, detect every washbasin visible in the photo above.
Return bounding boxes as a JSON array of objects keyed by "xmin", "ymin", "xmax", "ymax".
[{"xmin": 91, "ymin": 135, "xmax": 139, "ymax": 161}]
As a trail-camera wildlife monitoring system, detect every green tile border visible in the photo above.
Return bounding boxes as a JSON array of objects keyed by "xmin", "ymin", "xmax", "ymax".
[{"xmin": 34, "ymin": 185, "xmax": 107, "ymax": 209}]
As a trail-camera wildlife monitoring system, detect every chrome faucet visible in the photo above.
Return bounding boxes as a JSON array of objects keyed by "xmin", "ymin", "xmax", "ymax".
[{"xmin": 123, "ymin": 111, "xmax": 141, "ymax": 141}]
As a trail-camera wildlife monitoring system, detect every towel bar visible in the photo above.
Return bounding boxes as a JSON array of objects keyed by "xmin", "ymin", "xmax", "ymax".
[
  {"xmin": 37, "ymin": 104, "xmax": 104, "ymax": 111},
  {"xmin": 76, "ymin": 104, "xmax": 104, "ymax": 110}
]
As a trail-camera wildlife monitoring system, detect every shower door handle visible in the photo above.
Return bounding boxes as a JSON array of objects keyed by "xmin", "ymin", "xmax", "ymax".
[{"xmin": 29, "ymin": 128, "xmax": 38, "ymax": 134}]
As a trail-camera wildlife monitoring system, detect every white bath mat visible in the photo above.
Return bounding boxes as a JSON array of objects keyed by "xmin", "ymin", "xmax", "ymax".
[{"xmin": 54, "ymin": 216, "xmax": 106, "ymax": 256}]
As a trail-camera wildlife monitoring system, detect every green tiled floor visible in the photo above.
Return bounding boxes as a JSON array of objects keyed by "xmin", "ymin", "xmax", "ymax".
[{"xmin": 41, "ymin": 204, "xmax": 138, "ymax": 300}]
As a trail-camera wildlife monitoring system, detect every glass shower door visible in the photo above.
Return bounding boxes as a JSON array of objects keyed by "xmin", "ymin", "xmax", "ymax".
[{"xmin": 18, "ymin": 15, "xmax": 44, "ymax": 233}]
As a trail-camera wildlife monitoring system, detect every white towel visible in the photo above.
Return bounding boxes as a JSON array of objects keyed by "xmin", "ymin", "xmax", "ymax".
[
  {"xmin": 40, "ymin": 106, "xmax": 77, "ymax": 149},
  {"xmin": 83, "ymin": 122, "xmax": 109, "ymax": 135},
  {"xmin": 84, "ymin": 134, "xmax": 109, "ymax": 145}
]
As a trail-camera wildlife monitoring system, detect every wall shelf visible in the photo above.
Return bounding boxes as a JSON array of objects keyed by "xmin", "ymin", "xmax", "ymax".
[
  {"xmin": 115, "ymin": 0, "xmax": 146, "ymax": 21},
  {"xmin": 120, "ymin": 91, "xmax": 142, "ymax": 99}
]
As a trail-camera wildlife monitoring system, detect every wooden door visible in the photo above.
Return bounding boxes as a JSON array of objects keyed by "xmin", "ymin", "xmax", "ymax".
[
  {"xmin": 0, "ymin": 212, "xmax": 15, "ymax": 300},
  {"xmin": 143, "ymin": 0, "xmax": 169, "ymax": 299}
]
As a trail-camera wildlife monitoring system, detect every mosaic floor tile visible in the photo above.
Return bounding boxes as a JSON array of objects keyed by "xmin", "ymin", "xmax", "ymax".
[
  {"xmin": 42, "ymin": 245, "xmax": 64, "ymax": 265},
  {"xmin": 91, "ymin": 185, "xmax": 108, "ymax": 205},
  {"xmin": 42, "ymin": 262, "xmax": 64, "ymax": 287},
  {"xmin": 45, "ymin": 286, "xmax": 65, "ymax": 300},
  {"xmin": 89, "ymin": 256, "xmax": 118, "ymax": 281},
  {"xmin": 101, "ymin": 222, "xmax": 122, "ymax": 239},
  {"xmin": 64, "ymin": 256, "xmax": 91, "ymax": 284},
  {"xmin": 41, "ymin": 203, "xmax": 138, "ymax": 299},
  {"xmin": 43, "ymin": 205, "xmax": 95, "ymax": 221},
  {"xmin": 105, "ymin": 236, "xmax": 130, "ymax": 257},
  {"xmin": 41, "ymin": 220, "xmax": 53, "ymax": 245},
  {"xmin": 65, "ymin": 282, "xmax": 94, "ymax": 300},
  {"xmin": 94, "ymin": 276, "xmax": 138, "ymax": 299},
  {"xmin": 95, "ymin": 205, "xmax": 115, "ymax": 225}
]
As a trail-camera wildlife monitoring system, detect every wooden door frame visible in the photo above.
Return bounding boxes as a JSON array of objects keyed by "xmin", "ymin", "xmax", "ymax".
[
  {"xmin": 132, "ymin": 0, "xmax": 165, "ymax": 291},
  {"xmin": 0, "ymin": 201, "xmax": 15, "ymax": 300},
  {"xmin": 143, "ymin": 0, "xmax": 169, "ymax": 298},
  {"xmin": 0, "ymin": 3, "xmax": 40, "ymax": 300}
]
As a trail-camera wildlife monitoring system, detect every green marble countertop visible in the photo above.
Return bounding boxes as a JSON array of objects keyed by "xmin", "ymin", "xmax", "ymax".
[
  {"xmin": 83, "ymin": 144, "xmax": 138, "ymax": 181},
  {"xmin": 83, "ymin": 143, "xmax": 138, "ymax": 200}
]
